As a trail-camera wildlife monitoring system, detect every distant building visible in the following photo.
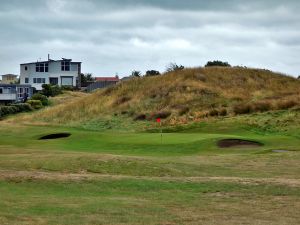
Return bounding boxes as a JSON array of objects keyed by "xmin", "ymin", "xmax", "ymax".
[
  {"xmin": 0, "ymin": 74, "xmax": 18, "ymax": 84},
  {"xmin": 20, "ymin": 56, "xmax": 81, "ymax": 90},
  {"xmin": 86, "ymin": 76, "xmax": 119, "ymax": 92},
  {"xmin": 0, "ymin": 84, "xmax": 33, "ymax": 103}
]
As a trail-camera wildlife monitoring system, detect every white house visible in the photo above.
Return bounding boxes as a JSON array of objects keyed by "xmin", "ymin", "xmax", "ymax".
[
  {"xmin": 0, "ymin": 84, "xmax": 33, "ymax": 103},
  {"xmin": 20, "ymin": 57, "xmax": 81, "ymax": 90}
]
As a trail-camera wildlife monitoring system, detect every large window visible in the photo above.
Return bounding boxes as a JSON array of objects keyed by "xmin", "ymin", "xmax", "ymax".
[
  {"xmin": 25, "ymin": 78, "xmax": 29, "ymax": 83},
  {"xmin": 61, "ymin": 61, "xmax": 70, "ymax": 71},
  {"xmin": 61, "ymin": 77, "xmax": 73, "ymax": 86},
  {"xmin": 36, "ymin": 63, "xmax": 48, "ymax": 72}
]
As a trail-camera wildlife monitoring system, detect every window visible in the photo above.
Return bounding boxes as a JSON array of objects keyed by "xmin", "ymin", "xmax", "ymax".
[
  {"xmin": 36, "ymin": 63, "xmax": 48, "ymax": 72},
  {"xmin": 0, "ymin": 88, "xmax": 2, "ymax": 94},
  {"xmin": 25, "ymin": 78, "xmax": 29, "ymax": 83},
  {"xmin": 25, "ymin": 66, "xmax": 28, "ymax": 71},
  {"xmin": 33, "ymin": 78, "xmax": 45, "ymax": 83},
  {"xmin": 18, "ymin": 87, "xmax": 24, "ymax": 98},
  {"xmin": 61, "ymin": 61, "xmax": 70, "ymax": 71},
  {"xmin": 50, "ymin": 77, "xmax": 58, "ymax": 85},
  {"xmin": 25, "ymin": 88, "xmax": 29, "ymax": 94},
  {"xmin": 61, "ymin": 77, "xmax": 73, "ymax": 86}
]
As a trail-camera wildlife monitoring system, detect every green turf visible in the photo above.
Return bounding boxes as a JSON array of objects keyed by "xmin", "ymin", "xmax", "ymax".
[{"xmin": 1, "ymin": 112, "xmax": 300, "ymax": 224}]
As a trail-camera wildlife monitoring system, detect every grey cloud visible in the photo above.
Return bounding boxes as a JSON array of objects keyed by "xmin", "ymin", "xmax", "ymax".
[{"xmin": 0, "ymin": 0, "xmax": 299, "ymax": 76}]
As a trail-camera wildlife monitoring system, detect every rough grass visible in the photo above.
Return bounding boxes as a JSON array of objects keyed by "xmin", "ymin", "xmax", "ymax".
[{"xmin": 8, "ymin": 67, "xmax": 300, "ymax": 127}]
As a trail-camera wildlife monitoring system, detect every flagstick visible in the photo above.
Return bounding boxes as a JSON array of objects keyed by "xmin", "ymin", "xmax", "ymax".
[{"xmin": 160, "ymin": 121, "xmax": 162, "ymax": 144}]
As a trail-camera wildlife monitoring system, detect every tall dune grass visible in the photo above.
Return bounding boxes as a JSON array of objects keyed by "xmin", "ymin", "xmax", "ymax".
[{"xmin": 10, "ymin": 67, "xmax": 300, "ymax": 126}]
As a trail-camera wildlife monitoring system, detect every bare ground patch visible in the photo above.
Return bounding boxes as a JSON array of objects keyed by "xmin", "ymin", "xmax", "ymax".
[{"xmin": 0, "ymin": 170, "xmax": 299, "ymax": 187}]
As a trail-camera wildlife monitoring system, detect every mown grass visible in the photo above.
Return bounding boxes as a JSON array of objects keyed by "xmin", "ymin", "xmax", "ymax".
[{"xmin": 0, "ymin": 178, "xmax": 299, "ymax": 225}]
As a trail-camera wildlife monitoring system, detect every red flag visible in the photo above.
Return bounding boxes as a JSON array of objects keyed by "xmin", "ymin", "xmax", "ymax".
[{"xmin": 156, "ymin": 118, "xmax": 161, "ymax": 123}]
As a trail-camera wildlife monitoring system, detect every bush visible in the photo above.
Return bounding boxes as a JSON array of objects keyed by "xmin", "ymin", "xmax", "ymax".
[
  {"xmin": 209, "ymin": 108, "xmax": 219, "ymax": 117},
  {"xmin": 219, "ymin": 108, "xmax": 228, "ymax": 116},
  {"xmin": 134, "ymin": 114, "xmax": 147, "ymax": 121},
  {"xmin": 233, "ymin": 103, "xmax": 253, "ymax": 115},
  {"xmin": 11, "ymin": 103, "xmax": 33, "ymax": 112},
  {"xmin": 27, "ymin": 100, "xmax": 43, "ymax": 109},
  {"xmin": 166, "ymin": 63, "xmax": 184, "ymax": 72},
  {"xmin": 205, "ymin": 60, "xmax": 231, "ymax": 67},
  {"xmin": 145, "ymin": 70, "xmax": 160, "ymax": 77},
  {"xmin": 0, "ymin": 103, "xmax": 34, "ymax": 118},
  {"xmin": 42, "ymin": 84, "xmax": 63, "ymax": 97},
  {"xmin": 149, "ymin": 111, "xmax": 171, "ymax": 120},
  {"xmin": 31, "ymin": 93, "xmax": 49, "ymax": 106}
]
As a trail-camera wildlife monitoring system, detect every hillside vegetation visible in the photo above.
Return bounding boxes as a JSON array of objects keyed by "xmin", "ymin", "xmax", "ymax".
[{"xmin": 12, "ymin": 67, "xmax": 300, "ymax": 127}]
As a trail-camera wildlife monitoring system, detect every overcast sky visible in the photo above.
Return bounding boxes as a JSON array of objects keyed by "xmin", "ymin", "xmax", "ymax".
[{"xmin": 0, "ymin": 0, "xmax": 299, "ymax": 77}]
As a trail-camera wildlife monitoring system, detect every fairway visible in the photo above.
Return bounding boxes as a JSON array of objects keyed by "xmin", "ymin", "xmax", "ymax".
[{"xmin": 0, "ymin": 121, "xmax": 300, "ymax": 224}]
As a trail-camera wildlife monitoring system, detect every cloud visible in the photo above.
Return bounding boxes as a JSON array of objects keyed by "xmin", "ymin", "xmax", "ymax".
[{"xmin": 0, "ymin": 0, "xmax": 299, "ymax": 76}]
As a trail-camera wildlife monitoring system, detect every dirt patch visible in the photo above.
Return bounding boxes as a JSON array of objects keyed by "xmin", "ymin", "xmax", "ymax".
[
  {"xmin": 217, "ymin": 139, "xmax": 263, "ymax": 148},
  {"xmin": 39, "ymin": 133, "xmax": 71, "ymax": 140}
]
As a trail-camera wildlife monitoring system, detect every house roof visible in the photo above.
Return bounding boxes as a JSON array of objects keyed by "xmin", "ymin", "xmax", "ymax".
[
  {"xmin": 20, "ymin": 59, "xmax": 81, "ymax": 65},
  {"xmin": 95, "ymin": 77, "xmax": 119, "ymax": 82},
  {"xmin": 0, "ymin": 84, "xmax": 31, "ymax": 87}
]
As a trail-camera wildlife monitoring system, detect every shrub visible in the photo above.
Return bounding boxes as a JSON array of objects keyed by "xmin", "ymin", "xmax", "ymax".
[
  {"xmin": 145, "ymin": 70, "xmax": 160, "ymax": 77},
  {"xmin": 31, "ymin": 93, "xmax": 49, "ymax": 106},
  {"xmin": 233, "ymin": 103, "xmax": 253, "ymax": 115},
  {"xmin": 166, "ymin": 63, "xmax": 184, "ymax": 72},
  {"xmin": 134, "ymin": 114, "xmax": 147, "ymax": 121},
  {"xmin": 61, "ymin": 86, "xmax": 78, "ymax": 91},
  {"xmin": 219, "ymin": 108, "xmax": 228, "ymax": 116},
  {"xmin": 131, "ymin": 71, "xmax": 141, "ymax": 77},
  {"xmin": 209, "ymin": 108, "xmax": 219, "ymax": 117},
  {"xmin": 42, "ymin": 84, "xmax": 63, "ymax": 97},
  {"xmin": 277, "ymin": 100, "xmax": 297, "ymax": 110},
  {"xmin": 11, "ymin": 103, "xmax": 33, "ymax": 112},
  {"xmin": 27, "ymin": 100, "xmax": 43, "ymax": 109},
  {"xmin": 205, "ymin": 60, "xmax": 231, "ymax": 67},
  {"xmin": 149, "ymin": 111, "xmax": 171, "ymax": 120}
]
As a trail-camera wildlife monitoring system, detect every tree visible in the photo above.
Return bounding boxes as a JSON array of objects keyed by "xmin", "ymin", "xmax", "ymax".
[
  {"xmin": 80, "ymin": 73, "xmax": 95, "ymax": 83},
  {"xmin": 41, "ymin": 84, "xmax": 62, "ymax": 97},
  {"xmin": 205, "ymin": 60, "xmax": 231, "ymax": 67},
  {"xmin": 145, "ymin": 70, "xmax": 160, "ymax": 77},
  {"xmin": 131, "ymin": 70, "xmax": 141, "ymax": 77},
  {"xmin": 166, "ymin": 63, "xmax": 184, "ymax": 72}
]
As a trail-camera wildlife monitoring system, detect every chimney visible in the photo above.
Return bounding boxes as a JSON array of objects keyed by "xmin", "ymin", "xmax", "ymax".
[{"xmin": 48, "ymin": 54, "xmax": 50, "ymax": 61}]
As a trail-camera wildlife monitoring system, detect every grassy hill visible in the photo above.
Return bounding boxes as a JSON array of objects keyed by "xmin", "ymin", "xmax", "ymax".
[
  {"xmin": 1, "ymin": 67, "xmax": 300, "ymax": 224},
  {"xmin": 11, "ymin": 66, "xmax": 300, "ymax": 129}
]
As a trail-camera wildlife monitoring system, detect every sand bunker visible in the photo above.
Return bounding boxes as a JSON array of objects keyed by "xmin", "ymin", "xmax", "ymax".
[
  {"xmin": 217, "ymin": 139, "xmax": 263, "ymax": 148},
  {"xmin": 39, "ymin": 133, "xmax": 71, "ymax": 140}
]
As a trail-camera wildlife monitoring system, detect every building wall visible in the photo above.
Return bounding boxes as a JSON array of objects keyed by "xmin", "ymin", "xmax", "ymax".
[
  {"xmin": 0, "ymin": 75, "xmax": 18, "ymax": 84},
  {"xmin": 20, "ymin": 61, "xmax": 80, "ymax": 90}
]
